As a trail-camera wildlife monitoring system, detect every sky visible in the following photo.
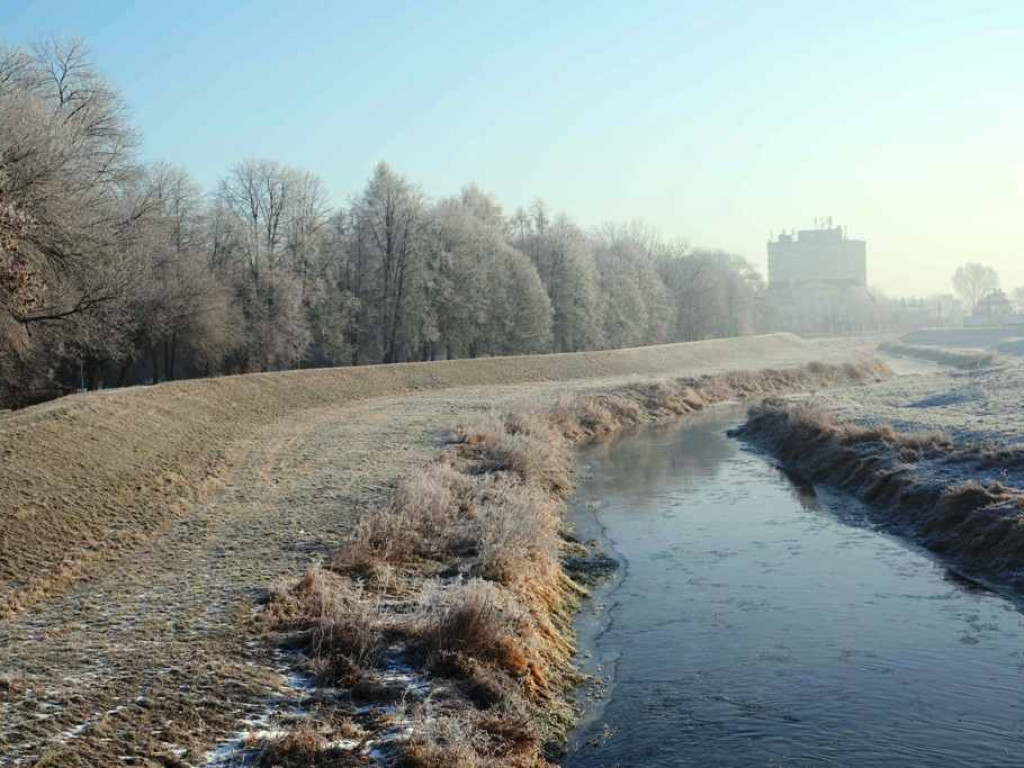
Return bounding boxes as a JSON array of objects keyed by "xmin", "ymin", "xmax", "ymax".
[{"xmin": 4, "ymin": 0, "xmax": 1023, "ymax": 296}]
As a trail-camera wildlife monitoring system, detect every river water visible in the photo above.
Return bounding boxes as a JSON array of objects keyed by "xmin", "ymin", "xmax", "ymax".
[{"xmin": 567, "ymin": 405, "xmax": 1024, "ymax": 767}]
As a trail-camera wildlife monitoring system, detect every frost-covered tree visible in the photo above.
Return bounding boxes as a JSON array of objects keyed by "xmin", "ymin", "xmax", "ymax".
[
  {"xmin": 0, "ymin": 38, "xmax": 773, "ymax": 408},
  {"xmin": 350, "ymin": 162, "xmax": 427, "ymax": 363},
  {"xmin": 513, "ymin": 206, "xmax": 602, "ymax": 352},
  {"xmin": 592, "ymin": 222, "xmax": 673, "ymax": 349},
  {"xmin": 215, "ymin": 159, "xmax": 330, "ymax": 369}
]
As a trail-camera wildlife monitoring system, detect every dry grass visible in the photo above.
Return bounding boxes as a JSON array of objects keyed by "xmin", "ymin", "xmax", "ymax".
[
  {"xmin": 744, "ymin": 401, "xmax": 953, "ymax": 454},
  {"xmin": 416, "ymin": 580, "xmax": 523, "ymax": 666},
  {"xmin": 0, "ymin": 332, "xmax": 831, "ymax": 620},
  {"xmin": 260, "ymin": 359, "xmax": 887, "ymax": 764},
  {"xmin": 254, "ymin": 721, "xmax": 369, "ymax": 767},
  {"xmin": 266, "ymin": 564, "xmax": 388, "ymax": 683},
  {"xmin": 879, "ymin": 341, "xmax": 996, "ymax": 369}
]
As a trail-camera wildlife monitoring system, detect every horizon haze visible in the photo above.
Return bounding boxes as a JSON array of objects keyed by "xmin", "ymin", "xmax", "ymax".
[{"xmin": 5, "ymin": 0, "xmax": 1024, "ymax": 295}]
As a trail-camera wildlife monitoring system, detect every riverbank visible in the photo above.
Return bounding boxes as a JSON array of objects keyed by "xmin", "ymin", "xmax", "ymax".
[
  {"xmin": 0, "ymin": 336, "xmax": 882, "ymax": 766},
  {"xmin": 877, "ymin": 341, "xmax": 996, "ymax": 370},
  {"xmin": 245, "ymin": 361, "xmax": 889, "ymax": 766},
  {"xmin": 736, "ymin": 358, "xmax": 1024, "ymax": 590}
]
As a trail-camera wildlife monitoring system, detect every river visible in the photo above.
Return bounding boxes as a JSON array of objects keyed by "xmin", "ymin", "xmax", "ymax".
[{"xmin": 567, "ymin": 405, "xmax": 1024, "ymax": 767}]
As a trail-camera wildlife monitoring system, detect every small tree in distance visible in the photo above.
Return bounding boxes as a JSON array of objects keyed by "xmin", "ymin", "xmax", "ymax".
[
  {"xmin": 952, "ymin": 263, "xmax": 1000, "ymax": 312},
  {"xmin": 1012, "ymin": 286, "xmax": 1024, "ymax": 313}
]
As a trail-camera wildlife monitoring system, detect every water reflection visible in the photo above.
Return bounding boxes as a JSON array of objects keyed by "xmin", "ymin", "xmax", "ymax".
[{"xmin": 581, "ymin": 407, "xmax": 740, "ymax": 499}]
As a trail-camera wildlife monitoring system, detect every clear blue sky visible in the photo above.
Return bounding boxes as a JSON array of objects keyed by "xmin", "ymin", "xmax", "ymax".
[{"xmin": 5, "ymin": 0, "xmax": 1023, "ymax": 295}]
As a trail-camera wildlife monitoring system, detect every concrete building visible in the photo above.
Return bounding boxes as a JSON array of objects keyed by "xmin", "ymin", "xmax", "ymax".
[
  {"xmin": 767, "ymin": 219, "xmax": 866, "ymax": 289},
  {"xmin": 766, "ymin": 220, "xmax": 874, "ymax": 334}
]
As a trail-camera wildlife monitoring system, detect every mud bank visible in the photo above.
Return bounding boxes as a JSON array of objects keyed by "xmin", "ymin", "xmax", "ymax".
[
  {"xmin": 736, "ymin": 400, "xmax": 1024, "ymax": 589},
  {"xmin": 243, "ymin": 361, "xmax": 889, "ymax": 767}
]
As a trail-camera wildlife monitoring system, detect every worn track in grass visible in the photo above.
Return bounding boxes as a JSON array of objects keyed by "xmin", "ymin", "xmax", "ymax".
[{"xmin": 0, "ymin": 336, "xmax": 876, "ymax": 766}]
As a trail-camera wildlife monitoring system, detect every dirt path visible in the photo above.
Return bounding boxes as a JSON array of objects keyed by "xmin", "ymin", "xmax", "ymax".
[{"xmin": 0, "ymin": 342, "xmax": 875, "ymax": 766}]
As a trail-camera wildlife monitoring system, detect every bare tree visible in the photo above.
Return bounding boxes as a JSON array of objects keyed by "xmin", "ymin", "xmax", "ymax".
[
  {"xmin": 0, "ymin": 39, "xmax": 152, "ymax": 402},
  {"xmin": 216, "ymin": 159, "xmax": 325, "ymax": 369},
  {"xmin": 952, "ymin": 263, "xmax": 1000, "ymax": 312},
  {"xmin": 351, "ymin": 162, "xmax": 427, "ymax": 363},
  {"xmin": 0, "ymin": 38, "xmax": 143, "ymax": 327}
]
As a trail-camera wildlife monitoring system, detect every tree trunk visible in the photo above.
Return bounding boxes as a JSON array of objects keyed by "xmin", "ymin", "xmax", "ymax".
[
  {"xmin": 117, "ymin": 358, "xmax": 133, "ymax": 387},
  {"xmin": 163, "ymin": 337, "xmax": 177, "ymax": 382},
  {"xmin": 85, "ymin": 357, "xmax": 101, "ymax": 390}
]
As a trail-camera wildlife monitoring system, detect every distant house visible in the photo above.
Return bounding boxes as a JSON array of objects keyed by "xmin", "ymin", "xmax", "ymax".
[{"xmin": 965, "ymin": 290, "xmax": 1022, "ymax": 327}]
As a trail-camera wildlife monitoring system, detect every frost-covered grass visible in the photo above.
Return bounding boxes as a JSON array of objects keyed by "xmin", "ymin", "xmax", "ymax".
[{"xmin": 879, "ymin": 341, "xmax": 996, "ymax": 370}]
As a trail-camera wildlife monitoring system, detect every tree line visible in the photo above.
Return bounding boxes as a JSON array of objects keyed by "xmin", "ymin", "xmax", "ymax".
[{"xmin": 0, "ymin": 39, "xmax": 765, "ymax": 408}]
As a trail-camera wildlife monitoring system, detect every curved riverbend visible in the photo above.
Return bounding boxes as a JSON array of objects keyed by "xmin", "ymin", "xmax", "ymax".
[{"xmin": 568, "ymin": 406, "xmax": 1024, "ymax": 767}]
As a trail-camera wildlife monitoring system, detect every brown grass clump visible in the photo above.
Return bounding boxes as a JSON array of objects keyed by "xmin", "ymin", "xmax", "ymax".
[
  {"xmin": 976, "ymin": 444, "xmax": 1024, "ymax": 471},
  {"xmin": 457, "ymin": 412, "xmax": 574, "ymax": 497},
  {"xmin": 267, "ymin": 563, "xmax": 387, "ymax": 682},
  {"xmin": 473, "ymin": 481, "xmax": 561, "ymax": 589},
  {"xmin": 416, "ymin": 580, "xmax": 519, "ymax": 662},
  {"xmin": 254, "ymin": 721, "xmax": 368, "ymax": 767},
  {"xmin": 334, "ymin": 463, "xmax": 474, "ymax": 577},
  {"xmin": 400, "ymin": 711, "xmax": 546, "ymax": 768},
  {"xmin": 261, "ymin": 358, "xmax": 888, "ymax": 764}
]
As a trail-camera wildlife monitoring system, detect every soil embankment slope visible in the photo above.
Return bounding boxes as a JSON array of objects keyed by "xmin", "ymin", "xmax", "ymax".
[{"xmin": 2, "ymin": 333, "xmax": 854, "ymax": 618}]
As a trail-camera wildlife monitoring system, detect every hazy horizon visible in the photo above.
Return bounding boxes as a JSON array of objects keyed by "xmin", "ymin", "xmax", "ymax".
[{"xmin": 6, "ymin": 0, "xmax": 1023, "ymax": 296}]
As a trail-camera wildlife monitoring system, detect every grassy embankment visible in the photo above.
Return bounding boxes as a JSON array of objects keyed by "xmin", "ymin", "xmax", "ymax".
[
  {"xmin": 878, "ymin": 341, "xmax": 996, "ymax": 369},
  {"xmin": 254, "ymin": 360, "xmax": 890, "ymax": 767},
  {"xmin": 738, "ymin": 400, "xmax": 1024, "ymax": 589},
  {"xmin": 0, "ymin": 333, "xmax": 835, "ymax": 620}
]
